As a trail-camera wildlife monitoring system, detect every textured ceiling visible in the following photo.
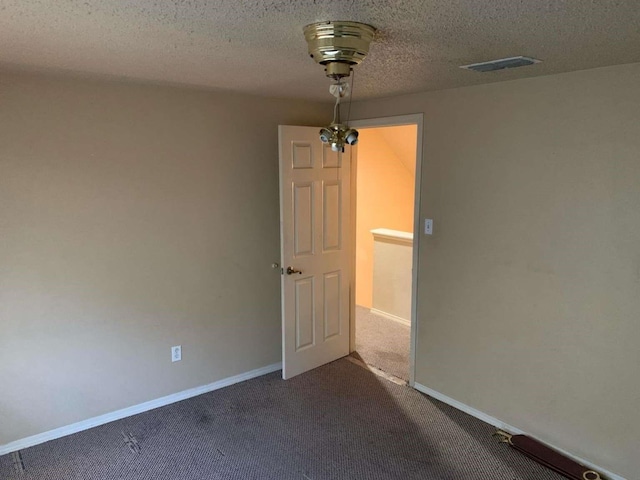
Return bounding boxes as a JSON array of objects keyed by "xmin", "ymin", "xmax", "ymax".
[{"xmin": 1, "ymin": 1, "xmax": 639, "ymax": 101}]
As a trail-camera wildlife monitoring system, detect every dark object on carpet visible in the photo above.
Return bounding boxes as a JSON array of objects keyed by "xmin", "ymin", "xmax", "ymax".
[
  {"xmin": 355, "ymin": 305, "xmax": 410, "ymax": 381},
  {"xmin": 495, "ymin": 430, "xmax": 602, "ymax": 480},
  {"xmin": 122, "ymin": 431, "xmax": 142, "ymax": 455},
  {"xmin": 0, "ymin": 359, "xmax": 565, "ymax": 480}
]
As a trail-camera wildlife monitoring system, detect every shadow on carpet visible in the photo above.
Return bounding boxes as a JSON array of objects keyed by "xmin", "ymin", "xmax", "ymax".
[
  {"xmin": 0, "ymin": 359, "xmax": 565, "ymax": 480},
  {"xmin": 355, "ymin": 305, "xmax": 410, "ymax": 381}
]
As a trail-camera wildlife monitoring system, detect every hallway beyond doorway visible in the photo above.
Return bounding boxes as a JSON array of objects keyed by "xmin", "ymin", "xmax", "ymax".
[{"xmin": 354, "ymin": 305, "xmax": 410, "ymax": 381}]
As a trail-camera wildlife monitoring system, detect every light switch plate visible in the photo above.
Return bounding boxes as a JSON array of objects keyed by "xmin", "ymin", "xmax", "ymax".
[{"xmin": 424, "ymin": 219, "xmax": 433, "ymax": 235}]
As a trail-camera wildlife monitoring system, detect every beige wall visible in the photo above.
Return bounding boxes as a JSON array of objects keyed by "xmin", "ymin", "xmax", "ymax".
[
  {"xmin": 0, "ymin": 71, "xmax": 328, "ymax": 446},
  {"xmin": 352, "ymin": 63, "xmax": 640, "ymax": 479},
  {"xmin": 355, "ymin": 127, "xmax": 416, "ymax": 307}
]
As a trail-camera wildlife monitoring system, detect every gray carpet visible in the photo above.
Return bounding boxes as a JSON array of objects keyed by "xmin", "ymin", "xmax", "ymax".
[
  {"xmin": 355, "ymin": 305, "xmax": 410, "ymax": 381},
  {"xmin": 0, "ymin": 359, "xmax": 564, "ymax": 480}
]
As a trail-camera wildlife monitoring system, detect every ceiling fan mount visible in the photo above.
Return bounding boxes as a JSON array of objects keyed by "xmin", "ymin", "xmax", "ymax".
[
  {"xmin": 303, "ymin": 21, "xmax": 376, "ymax": 80},
  {"xmin": 303, "ymin": 20, "xmax": 376, "ymax": 152}
]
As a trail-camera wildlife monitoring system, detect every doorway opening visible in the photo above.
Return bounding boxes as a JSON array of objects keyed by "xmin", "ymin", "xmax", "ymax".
[{"xmin": 349, "ymin": 115, "xmax": 422, "ymax": 385}]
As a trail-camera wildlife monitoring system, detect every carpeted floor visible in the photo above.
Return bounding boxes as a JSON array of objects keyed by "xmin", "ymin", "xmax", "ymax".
[
  {"xmin": 355, "ymin": 305, "xmax": 410, "ymax": 381},
  {"xmin": 0, "ymin": 359, "xmax": 564, "ymax": 480}
]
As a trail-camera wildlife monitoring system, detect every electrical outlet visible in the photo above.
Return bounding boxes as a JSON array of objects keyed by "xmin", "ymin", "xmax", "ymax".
[{"xmin": 171, "ymin": 345, "xmax": 182, "ymax": 362}]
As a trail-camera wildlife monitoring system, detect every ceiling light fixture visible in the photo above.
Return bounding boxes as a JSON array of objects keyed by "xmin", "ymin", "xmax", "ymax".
[{"xmin": 303, "ymin": 21, "xmax": 376, "ymax": 152}]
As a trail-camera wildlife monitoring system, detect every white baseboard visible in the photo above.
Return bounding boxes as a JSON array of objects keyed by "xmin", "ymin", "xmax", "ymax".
[
  {"xmin": 413, "ymin": 382, "xmax": 626, "ymax": 480},
  {"xmin": 370, "ymin": 308, "xmax": 411, "ymax": 327},
  {"xmin": 0, "ymin": 362, "xmax": 282, "ymax": 456}
]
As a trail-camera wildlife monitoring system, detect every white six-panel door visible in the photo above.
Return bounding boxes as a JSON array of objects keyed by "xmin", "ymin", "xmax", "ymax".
[{"xmin": 279, "ymin": 125, "xmax": 351, "ymax": 379}]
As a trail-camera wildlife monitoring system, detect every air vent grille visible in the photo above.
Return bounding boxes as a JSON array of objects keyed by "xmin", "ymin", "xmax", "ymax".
[{"xmin": 460, "ymin": 56, "xmax": 541, "ymax": 72}]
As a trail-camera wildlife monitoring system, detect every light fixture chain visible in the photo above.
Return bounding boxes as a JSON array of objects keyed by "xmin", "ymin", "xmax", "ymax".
[{"xmin": 346, "ymin": 68, "xmax": 355, "ymax": 126}]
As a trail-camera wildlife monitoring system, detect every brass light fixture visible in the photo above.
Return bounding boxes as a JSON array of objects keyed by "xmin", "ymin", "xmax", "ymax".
[{"xmin": 303, "ymin": 21, "xmax": 376, "ymax": 152}]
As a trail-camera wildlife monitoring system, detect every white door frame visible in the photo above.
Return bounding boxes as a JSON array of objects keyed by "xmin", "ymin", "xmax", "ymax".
[{"xmin": 348, "ymin": 113, "xmax": 424, "ymax": 387}]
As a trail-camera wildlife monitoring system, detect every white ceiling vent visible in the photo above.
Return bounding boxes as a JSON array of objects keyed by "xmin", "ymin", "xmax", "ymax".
[{"xmin": 460, "ymin": 56, "xmax": 541, "ymax": 72}]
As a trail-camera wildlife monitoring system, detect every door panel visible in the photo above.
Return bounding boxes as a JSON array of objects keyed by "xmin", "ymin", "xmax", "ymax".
[
  {"xmin": 293, "ymin": 182, "xmax": 314, "ymax": 256},
  {"xmin": 292, "ymin": 142, "xmax": 313, "ymax": 169},
  {"xmin": 295, "ymin": 276, "xmax": 315, "ymax": 350},
  {"xmin": 279, "ymin": 125, "xmax": 351, "ymax": 379},
  {"xmin": 322, "ymin": 144, "xmax": 341, "ymax": 168},
  {"xmin": 323, "ymin": 181, "xmax": 341, "ymax": 251},
  {"xmin": 323, "ymin": 271, "xmax": 342, "ymax": 339}
]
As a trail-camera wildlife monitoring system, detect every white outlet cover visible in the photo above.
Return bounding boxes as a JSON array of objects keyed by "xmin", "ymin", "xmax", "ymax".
[{"xmin": 171, "ymin": 345, "xmax": 182, "ymax": 362}]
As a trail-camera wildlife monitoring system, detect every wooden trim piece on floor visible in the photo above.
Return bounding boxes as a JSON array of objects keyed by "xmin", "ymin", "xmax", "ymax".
[
  {"xmin": 345, "ymin": 355, "xmax": 406, "ymax": 386},
  {"xmin": 0, "ymin": 362, "xmax": 283, "ymax": 456},
  {"xmin": 413, "ymin": 382, "xmax": 627, "ymax": 480}
]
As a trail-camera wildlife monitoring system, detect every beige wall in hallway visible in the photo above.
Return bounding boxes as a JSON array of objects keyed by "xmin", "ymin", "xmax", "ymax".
[
  {"xmin": 355, "ymin": 126, "xmax": 416, "ymax": 308},
  {"xmin": 351, "ymin": 63, "xmax": 640, "ymax": 479},
  {"xmin": 0, "ymin": 71, "xmax": 329, "ymax": 446}
]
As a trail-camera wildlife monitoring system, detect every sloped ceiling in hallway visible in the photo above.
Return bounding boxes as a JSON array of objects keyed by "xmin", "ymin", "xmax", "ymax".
[
  {"xmin": 375, "ymin": 126, "xmax": 418, "ymax": 177},
  {"xmin": 1, "ymin": 0, "xmax": 639, "ymax": 101}
]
